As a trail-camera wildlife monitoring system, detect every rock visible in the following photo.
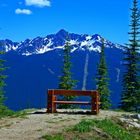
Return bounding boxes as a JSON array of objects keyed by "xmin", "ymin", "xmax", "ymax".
[
  {"xmin": 119, "ymin": 117, "xmax": 126, "ymax": 122},
  {"xmin": 128, "ymin": 124, "xmax": 134, "ymax": 128},
  {"xmin": 138, "ymin": 114, "xmax": 140, "ymax": 120},
  {"xmin": 132, "ymin": 119, "xmax": 138, "ymax": 122},
  {"xmin": 119, "ymin": 114, "xmax": 140, "ymax": 129},
  {"xmin": 131, "ymin": 114, "xmax": 140, "ymax": 120},
  {"xmin": 129, "ymin": 122, "xmax": 140, "ymax": 128},
  {"xmin": 93, "ymin": 127, "xmax": 112, "ymax": 139}
]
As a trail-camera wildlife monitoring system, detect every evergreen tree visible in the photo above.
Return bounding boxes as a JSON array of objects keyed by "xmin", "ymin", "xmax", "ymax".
[
  {"xmin": 58, "ymin": 37, "xmax": 77, "ymax": 108},
  {"xmin": 96, "ymin": 39, "xmax": 111, "ymax": 109},
  {"xmin": 0, "ymin": 43, "xmax": 7, "ymax": 110},
  {"xmin": 120, "ymin": 0, "xmax": 140, "ymax": 112},
  {"xmin": 0, "ymin": 43, "xmax": 14, "ymax": 118}
]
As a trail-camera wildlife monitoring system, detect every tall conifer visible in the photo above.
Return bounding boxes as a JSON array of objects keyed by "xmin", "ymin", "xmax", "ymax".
[
  {"xmin": 96, "ymin": 39, "xmax": 111, "ymax": 109},
  {"xmin": 58, "ymin": 36, "xmax": 77, "ymax": 108},
  {"xmin": 0, "ymin": 43, "xmax": 7, "ymax": 110},
  {"xmin": 121, "ymin": 0, "xmax": 140, "ymax": 112}
]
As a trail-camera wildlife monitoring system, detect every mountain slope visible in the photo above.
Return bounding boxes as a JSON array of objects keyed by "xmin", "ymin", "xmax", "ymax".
[{"xmin": 0, "ymin": 29, "xmax": 124, "ymax": 110}]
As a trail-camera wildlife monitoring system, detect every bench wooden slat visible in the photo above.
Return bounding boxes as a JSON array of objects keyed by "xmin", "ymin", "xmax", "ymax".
[
  {"xmin": 54, "ymin": 101, "xmax": 91, "ymax": 105},
  {"xmin": 49, "ymin": 89, "xmax": 98, "ymax": 97}
]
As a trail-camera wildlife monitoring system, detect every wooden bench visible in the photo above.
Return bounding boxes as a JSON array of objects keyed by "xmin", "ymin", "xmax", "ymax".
[{"xmin": 47, "ymin": 89, "xmax": 100, "ymax": 114}]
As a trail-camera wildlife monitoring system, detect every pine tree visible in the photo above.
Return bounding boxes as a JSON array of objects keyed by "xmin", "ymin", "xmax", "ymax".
[
  {"xmin": 120, "ymin": 0, "xmax": 140, "ymax": 112},
  {"xmin": 58, "ymin": 37, "xmax": 77, "ymax": 108},
  {"xmin": 0, "ymin": 44, "xmax": 7, "ymax": 110},
  {"xmin": 96, "ymin": 39, "xmax": 111, "ymax": 109}
]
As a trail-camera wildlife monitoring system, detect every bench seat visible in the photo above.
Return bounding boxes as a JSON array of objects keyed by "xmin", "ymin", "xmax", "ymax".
[{"xmin": 54, "ymin": 101, "xmax": 91, "ymax": 105}]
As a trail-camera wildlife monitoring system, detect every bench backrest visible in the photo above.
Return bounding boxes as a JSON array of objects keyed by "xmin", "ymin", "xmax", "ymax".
[{"xmin": 48, "ymin": 89, "xmax": 98, "ymax": 97}]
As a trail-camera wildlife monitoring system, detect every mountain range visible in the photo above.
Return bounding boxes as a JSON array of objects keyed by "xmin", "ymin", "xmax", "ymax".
[
  {"xmin": 0, "ymin": 29, "xmax": 123, "ymax": 55},
  {"xmin": 0, "ymin": 29, "xmax": 124, "ymax": 110}
]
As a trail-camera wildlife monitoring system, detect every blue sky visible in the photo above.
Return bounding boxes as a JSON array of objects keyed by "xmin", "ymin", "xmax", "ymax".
[{"xmin": 0, "ymin": 0, "xmax": 133, "ymax": 44}]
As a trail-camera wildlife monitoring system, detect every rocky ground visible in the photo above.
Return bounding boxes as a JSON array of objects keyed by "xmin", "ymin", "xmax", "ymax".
[{"xmin": 0, "ymin": 109, "xmax": 139, "ymax": 140}]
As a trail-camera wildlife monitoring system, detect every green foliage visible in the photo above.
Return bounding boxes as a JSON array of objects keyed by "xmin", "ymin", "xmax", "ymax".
[
  {"xmin": 0, "ymin": 105, "xmax": 27, "ymax": 119},
  {"xmin": 96, "ymin": 39, "xmax": 111, "ymax": 109},
  {"xmin": 59, "ymin": 41, "xmax": 77, "ymax": 90},
  {"xmin": 68, "ymin": 119, "xmax": 92, "ymax": 133},
  {"xmin": 42, "ymin": 118, "xmax": 140, "ymax": 140},
  {"xmin": 0, "ymin": 43, "xmax": 8, "ymax": 113},
  {"xmin": 68, "ymin": 119, "xmax": 140, "ymax": 140},
  {"xmin": 58, "ymin": 37, "xmax": 78, "ymax": 108},
  {"xmin": 121, "ymin": 0, "xmax": 140, "ymax": 112},
  {"xmin": 0, "ymin": 106, "xmax": 15, "ymax": 118},
  {"xmin": 93, "ymin": 119, "xmax": 134, "ymax": 140}
]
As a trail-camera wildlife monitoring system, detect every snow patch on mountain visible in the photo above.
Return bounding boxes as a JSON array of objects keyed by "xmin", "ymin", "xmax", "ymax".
[
  {"xmin": 36, "ymin": 47, "xmax": 53, "ymax": 55},
  {"xmin": 81, "ymin": 41, "xmax": 89, "ymax": 47},
  {"xmin": 55, "ymin": 46, "xmax": 64, "ymax": 49},
  {"xmin": 69, "ymin": 40, "xmax": 77, "ymax": 45},
  {"xmin": 89, "ymin": 46, "xmax": 101, "ymax": 53},
  {"xmin": 22, "ymin": 51, "xmax": 32, "ymax": 56},
  {"xmin": 86, "ymin": 36, "xmax": 92, "ymax": 40},
  {"xmin": 71, "ymin": 47, "xmax": 77, "ymax": 53}
]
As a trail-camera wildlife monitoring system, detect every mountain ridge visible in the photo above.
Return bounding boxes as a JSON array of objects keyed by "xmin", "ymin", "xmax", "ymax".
[{"xmin": 0, "ymin": 29, "xmax": 124, "ymax": 56}]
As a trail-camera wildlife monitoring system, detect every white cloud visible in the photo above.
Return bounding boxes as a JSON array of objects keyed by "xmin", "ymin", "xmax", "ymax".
[
  {"xmin": 15, "ymin": 8, "xmax": 32, "ymax": 15},
  {"xmin": 25, "ymin": 0, "xmax": 51, "ymax": 7}
]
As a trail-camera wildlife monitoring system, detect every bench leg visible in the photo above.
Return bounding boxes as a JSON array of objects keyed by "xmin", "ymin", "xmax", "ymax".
[
  {"xmin": 91, "ymin": 97, "xmax": 96, "ymax": 114},
  {"xmin": 52, "ymin": 96, "xmax": 57, "ymax": 113},
  {"xmin": 47, "ymin": 90, "xmax": 57, "ymax": 113},
  {"xmin": 91, "ymin": 94, "xmax": 99, "ymax": 115},
  {"xmin": 47, "ymin": 91, "xmax": 52, "ymax": 113},
  {"xmin": 96, "ymin": 94, "xmax": 99, "ymax": 114}
]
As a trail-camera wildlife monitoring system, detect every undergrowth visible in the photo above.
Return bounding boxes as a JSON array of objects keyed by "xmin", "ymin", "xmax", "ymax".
[{"xmin": 42, "ymin": 118, "xmax": 140, "ymax": 140}]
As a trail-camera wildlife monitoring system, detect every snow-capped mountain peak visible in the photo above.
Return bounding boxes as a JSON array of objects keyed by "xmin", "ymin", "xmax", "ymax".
[{"xmin": 0, "ymin": 29, "xmax": 123, "ymax": 56}]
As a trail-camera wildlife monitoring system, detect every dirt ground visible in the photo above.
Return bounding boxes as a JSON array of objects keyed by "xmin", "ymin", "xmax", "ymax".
[{"xmin": 0, "ymin": 109, "xmax": 130, "ymax": 140}]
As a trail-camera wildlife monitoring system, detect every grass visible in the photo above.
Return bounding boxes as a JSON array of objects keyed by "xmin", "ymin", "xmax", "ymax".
[
  {"xmin": 0, "ymin": 106, "xmax": 15, "ymax": 118},
  {"xmin": 0, "ymin": 105, "xmax": 27, "ymax": 119},
  {"xmin": 92, "ymin": 119, "xmax": 135, "ymax": 140},
  {"xmin": 41, "ymin": 118, "xmax": 140, "ymax": 140},
  {"xmin": 67, "ymin": 120, "xmax": 92, "ymax": 133}
]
